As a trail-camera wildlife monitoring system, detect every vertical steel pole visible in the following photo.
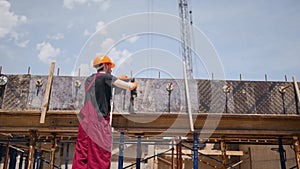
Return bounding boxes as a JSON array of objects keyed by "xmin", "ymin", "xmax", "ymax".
[
  {"xmin": 9, "ymin": 147, "xmax": 17, "ymax": 169},
  {"xmin": 24, "ymin": 153, "xmax": 29, "ymax": 169},
  {"xmin": 35, "ymin": 151, "xmax": 41, "ymax": 169},
  {"xmin": 278, "ymin": 137, "xmax": 286, "ymax": 169},
  {"xmin": 19, "ymin": 152, "xmax": 24, "ymax": 169},
  {"xmin": 65, "ymin": 143, "xmax": 70, "ymax": 169},
  {"xmin": 193, "ymin": 132, "xmax": 199, "ymax": 169},
  {"xmin": 118, "ymin": 132, "xmax": 125, "ymax": 169},
  {"xmin": 136, "ymin": 136, "xmax": 142, "ymax": 169}
]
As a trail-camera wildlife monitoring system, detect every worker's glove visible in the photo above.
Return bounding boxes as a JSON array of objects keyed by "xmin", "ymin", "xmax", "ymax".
[
  {"xmin": 118, "ymin": 74, "xmax": 130, "ymax": 81},
  {"xmin": 129, "ymin": 81, "xmax": 138, "ymax": 90}
]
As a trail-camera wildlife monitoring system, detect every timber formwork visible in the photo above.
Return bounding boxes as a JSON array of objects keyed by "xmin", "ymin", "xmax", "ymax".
[{"xmin": 0, "ymin": 69, "xmax": 300, "ymax": 168}]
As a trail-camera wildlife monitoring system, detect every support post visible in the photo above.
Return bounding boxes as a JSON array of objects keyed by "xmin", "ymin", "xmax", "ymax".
[
  {"xmin": 19, "ymin": 152, "xmax": 24, "ymax": 169},
  {"xmin": 28, "ymin": 130, "xmax": 37, "ymax": 169},
  {"xmin": 193, "ymin": 132, "xmax": 199, "ymax": 169},
  {"xmin": 136, "ymin": 136, "xmax": 142, "ymax": 169},
  {"xmin": 177, "ymin": 140, "xmax": 183, "ymax": 169},
  {"xmin": 293, "ymin": 136, "xmax": 300, "ymax": 169},
  {"xmin": 65, "ymin": 143, "xmax": 70, "ymax": 169},
  {"xmin": 171, "ymin": 144, "xmax": 174, "ymax": 169},
  {"xmin": 50, "ymin": 136, "xmax": 57, "ymax": 169},
  {"xmin": 3, "ymin": 142, "xmax": 9, "ymax": 169},
  {"xmin": 35, "ymin": 151, "xmax": 41, "ymax": 169},
  {"xmin": 9, "ymin": 147, "xmax": 17, "ymax": 169},
  {"xmin": 118, "ymin": 132, "xmax": 125, "ymax": 169},
  {"xmin": 221, "ymin": 140, "xmax": 227, "ymax": 169},
  {"xmin": 248, "ymin": 147, "xmax": 253, "ymax": 169},
  {"xmin": 278, "ymin": 137, "xmax": 286, "ymax": 169},
  {"xmin": 24, "ymin": 153, "xmax": 29, "ymax": 169},
  {"xmin": 148, "ymin": 145, "xmax": 155, "ymax": 169}
]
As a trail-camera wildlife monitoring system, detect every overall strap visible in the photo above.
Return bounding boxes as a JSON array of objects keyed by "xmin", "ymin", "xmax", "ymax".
[{"xmin": 85, "ymin": 73, "xmax": 102, "ymax": 91}]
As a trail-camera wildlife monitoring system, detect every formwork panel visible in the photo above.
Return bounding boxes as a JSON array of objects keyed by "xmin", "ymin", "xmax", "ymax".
[
  {"xmin": 49, "ymin": 76, "xmax": 85, "ymax": 110},
  {"xmin": 27, "ymin": 75, "xmax": 48, "ymax": 109},
  {"xmin": 114, "ymin": 78, "xmax": 189, "ymax": 113},
  {"xmin": 197, "ymin": 80, "xmax": 226, "ymax": 113},
  {"xmin": 2, "ymin": 74, "xmax": 30, "ymax": 110}
]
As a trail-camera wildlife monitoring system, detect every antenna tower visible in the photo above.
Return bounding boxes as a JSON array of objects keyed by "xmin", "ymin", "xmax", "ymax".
[{"xmin": 179, "ymin": 0, "xmax": 193, "ymax": 78}]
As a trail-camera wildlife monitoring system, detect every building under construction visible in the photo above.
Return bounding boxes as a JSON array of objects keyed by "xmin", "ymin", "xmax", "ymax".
[
  {"xmin": 1, "ymin": 1, "xmax": 300, "ymax": 169},
  {"xmin": 0, "ymin": 63, "xmax": 300, "ymax": 169}
]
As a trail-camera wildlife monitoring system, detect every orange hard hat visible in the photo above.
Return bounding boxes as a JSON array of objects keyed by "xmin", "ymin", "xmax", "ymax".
[{"xmin": 93, "ymin": 55, "xmax": 115, "ymax": 68}]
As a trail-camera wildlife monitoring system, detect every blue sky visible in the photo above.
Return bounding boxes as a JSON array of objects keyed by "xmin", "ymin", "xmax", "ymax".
[{"xmin": 0, "ymin": 0, "xmax": 299, "ymax": 81}]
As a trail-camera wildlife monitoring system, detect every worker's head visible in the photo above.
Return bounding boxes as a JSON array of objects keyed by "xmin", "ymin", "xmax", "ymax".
[{"xmin": 93, "ymin": 55, "xmax": 115, "ymax": 74}]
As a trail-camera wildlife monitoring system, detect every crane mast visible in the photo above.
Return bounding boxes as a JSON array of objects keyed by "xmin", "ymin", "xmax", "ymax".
[{"xmin": 179, "ymin": 0, "xmax": 193, "ymax": 78}]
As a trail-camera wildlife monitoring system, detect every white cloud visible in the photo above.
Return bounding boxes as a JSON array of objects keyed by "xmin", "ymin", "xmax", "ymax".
[
  {"xmin": 83, "ymin": 29, "xmax": 92, "ymax": 36},
  {"xmin": 127, "ymin": 35, "xmax": 139, "ymax": 43},
  {"xmin": 83, "ymin": 21, "xmax": 106, "ymax": 36},
  {"xmin": 36, "ymin": 42, "xmax": 61, "ymax": 64},
  {"xmin": 0, "ymin": 0, "xmax": 27, "ymax": 38},
  {"xmin": 100, "ymin": 38, "xmax": 115, "ymax": 51},
  {"xmin": 95, "ymin": 21, "xmax": 107, "ymax": 35},
  {"xmin": 72, "ymin": 63, "xmax": 94, "ymax": 76},
  {"xmin": 16, "ymin": 40, "xmax": 29, "ymax": 48},
  {"xmin": 46, "ymin": 33, "xmax": 64, "ymax": 40},
  {"xmin": 98, "ymin": 37, "xmax": 132, "ymax": 62},
  {"xmin": 63, "ymin": 0, "xmax": 111, "ymax": 10},
  {"xmin": 9, "ymin": 31, "xmax": 29, "ymax": 48},
  {"xmin": 104, "ymin": 48, "xmax": 132, "ymax": 63}
]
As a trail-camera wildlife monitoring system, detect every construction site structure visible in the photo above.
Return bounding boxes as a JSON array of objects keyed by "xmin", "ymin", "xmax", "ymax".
[
  {"xmin": 1, "ymin": 1, "xmax": 300, "ymax": 169},
  {"xmin": 0, "ymin": 63, "xmax": 300, "ymax": 169}
]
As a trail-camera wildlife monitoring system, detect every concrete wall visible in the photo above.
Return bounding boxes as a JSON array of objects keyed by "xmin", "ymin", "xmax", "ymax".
[{"xmin": 240, "ymin": 145, "xmax": 296, "ymax": 169}]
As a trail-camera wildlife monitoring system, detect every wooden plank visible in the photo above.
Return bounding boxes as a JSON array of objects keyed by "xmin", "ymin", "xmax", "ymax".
[
  {"xmin": 293, "ymin": 136, "xmax": 300, "ymax": 169},
  {"xmin": 293, "ymin": 76, "xmax": 300, "ymax": 105},
  {"xmin": 40, "ymin": 62, "xmax": 55, "ymax": 123},
  {"xmin": 158, "ymin": 149, "xmax": 244, "ymax": 156}
]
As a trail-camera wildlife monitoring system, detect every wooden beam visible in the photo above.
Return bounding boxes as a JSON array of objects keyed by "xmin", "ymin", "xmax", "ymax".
[
  {"xmin": 3, "ymin": 142, "xmax": 9, "ymax": 169},
  {"xmin": 293, "ymin": 136, "xmax": 300, "ymax": 169},
  {"xmin": 221, "ymin": 140, "xmax": 227, "ymax": 169},
  {"xmin": 50, "ymin": 135, "xmax": 57, "ymax": 169},
  {"xmin": 40, "ymin": 62, "xmax": 55, "ymax": 123},
  {"xmin": 200, "ymin": 150, "xmax": 243, "ymax": 156},
  {"xmin": 28, "ymin": 130, "xmax": 37, "ymax": 169},
  {"xmin": 159, "ymin": 149, "xmax": 244, "ymax": 156}
]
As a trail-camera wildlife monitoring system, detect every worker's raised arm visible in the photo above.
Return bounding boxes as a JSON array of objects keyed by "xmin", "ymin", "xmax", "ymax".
[{"xmin": 113, "ymin": 78, "xmax": 138, "ymax": 90}]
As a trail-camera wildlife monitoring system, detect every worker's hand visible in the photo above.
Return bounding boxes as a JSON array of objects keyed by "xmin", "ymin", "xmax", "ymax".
[
  {"xmin": 129, "ymin": 81, "xmax": 138, "ymax": 90},
  {"xmin": 118, "ymin": 74, "xmax": 130, "ymax": 81}
]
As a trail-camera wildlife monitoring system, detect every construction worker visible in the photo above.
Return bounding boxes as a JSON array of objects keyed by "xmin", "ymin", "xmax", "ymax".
[{"xmin": 72, "ymin": 55, "xmax": 137, "ymax": 169}]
